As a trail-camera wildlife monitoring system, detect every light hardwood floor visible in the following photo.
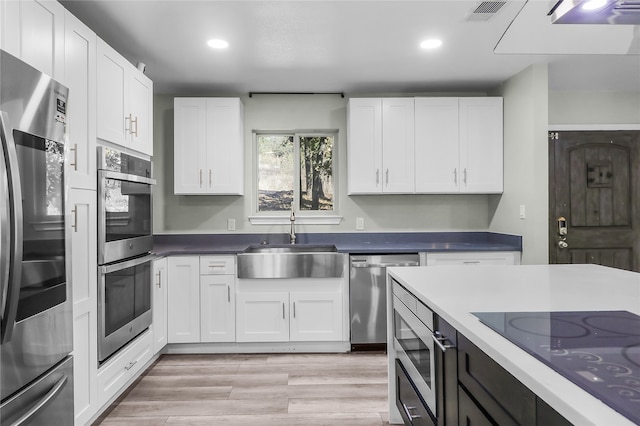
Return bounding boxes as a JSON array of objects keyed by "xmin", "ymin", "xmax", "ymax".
[{"xmin": 94, "ymin": 352, "xmax": 390, "ymax": 425}]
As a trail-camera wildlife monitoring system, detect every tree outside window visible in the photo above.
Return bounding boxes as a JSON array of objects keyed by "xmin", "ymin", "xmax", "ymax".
[{"xmin": 257, "ymin": 132, "xmax": 335, "ymax": 213}]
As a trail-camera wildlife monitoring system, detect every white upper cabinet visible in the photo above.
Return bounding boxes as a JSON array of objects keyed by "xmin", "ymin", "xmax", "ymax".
[
  {"xmin": 459, "ymin": 97, "xmax": 503, "ymax": 193},
  {"xmin": 347, "ymin": 98, "xmax": 382, "ymax": 194},
  {"xmin": 348, "ymin": 98, "xmax": 415, "ymax": 194},
  {"xmin": 382, "ymin": 98, "xmax": 415, "ymax": 193},
  {"xmin": 97, "ymin": 37, "xmax": 153, "ymax": 156},
  {"xmin": 64, "ymin": 10, "xmax": 96, "ymax": 190},
  {"xmin": 415, "ymin": 97, "xmax": 503, "ymax": 194},
  {"xmin": 174, "ymin": 97, "xmax": 244, "ymax": 195},
  {"xmin": 3, "ymin": 0, "xmax": 64, "ymax": 80},
  {"xmin": 414, "ymin": 98, "xmax": 460, "ymax": 193}
]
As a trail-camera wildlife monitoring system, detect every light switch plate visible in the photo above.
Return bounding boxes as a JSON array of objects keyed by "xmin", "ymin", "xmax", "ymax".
[
  {"xmin": 519, "ymin": 205, "xmax": 526, "ymax": 219},
  {"xmin": 356, "ymin": 217, "xmax": 365, "ymax": 230},
  {"xmin": 227, "ymin": 218, "xmax": 236, "ymax": 231}
]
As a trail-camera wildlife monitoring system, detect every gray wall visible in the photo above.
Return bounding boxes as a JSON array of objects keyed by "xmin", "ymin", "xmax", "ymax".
[
  {"xmin": 549, "ymin": 90, "xmax": 640, "ymax": 126},
  {"xmin": 489, "ymin": 64, "xmax": 549, "ymax": 265},
  {"xmin": 153, "ymin": 93, "xmax": 492, "ymax": 235}
]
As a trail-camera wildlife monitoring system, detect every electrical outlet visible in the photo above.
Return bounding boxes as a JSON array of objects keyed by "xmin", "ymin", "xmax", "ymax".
[
  {"xmin": 227, "ymin": 218, "xmax": 236, "ymax": 231},
  {"xmin": 519, "ymin": 205, "xmax": 526, "ymax": 220},
  {"xmin": 356, "ymin": 217, "xmax": 365, "ymax": 230}
]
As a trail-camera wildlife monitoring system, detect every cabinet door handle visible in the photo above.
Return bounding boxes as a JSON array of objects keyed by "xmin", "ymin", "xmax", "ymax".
[
  {"xmin": 131, "ymin": 116, "xmax": 139, "ymax": 137},
  {"xmin": 156, "ymin": 270, "xmax": 161, "ymax": 288},
  {"xmin": 227, "ymin": 286, "xmax": 230, "ymax": 302},
  {"xmin": 71, "ymin": 206, "xmax": 78, "ymax": 232},
  {"xmin": 385, "ymin": 169, "xmax": 389, "ymax": 185},
  {"xmin": 401, "ymin": 402, "xmax": 422, "ymax": 421},
  {"xmin": 432, "ymin": 332, "xmax": 454, "ymax": 352},
  {"xmin": 209, "ymin": 169, "xmax": 212, "ymax": 186},
  {"xmin": 293, "ymin": 302, "xmax": 296, "ymax": 318},
  {"xmin": 453, "ymin": 168, "xmax": 457, "ymax": 184},
  {"xmin": 375, "ymin": 169, "xmax": 380, "ymax": 185},
  {"xmin": 69, "ymin": 144, "xmax": 78, "ymax": 171},
  {"xmin": 125, "ymin": 114, "xmax": 131, "ymax": 134},
  {"xmin": 282, "ymin": 303, "xmax": 285, "ymax": 319},
  {"xmin": 463, "ymin": 168, "xmax": 467, "ymax": 185},
  {"xmin": 199, "ymin": 170, "xmax": 203, "ymax": 187},
  {"xmin": 124, "ymin": 360, "xmax": 137, "ymax": 371}
]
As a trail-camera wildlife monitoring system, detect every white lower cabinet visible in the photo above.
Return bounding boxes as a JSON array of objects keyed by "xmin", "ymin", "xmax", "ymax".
[
  {"xmin": 69, "ymin": 188, "xmax": 98, "ymax": 426},
  {"xmin": 289, "ymin": 291, "xmax": 343, "ymax": 342},
  {"xmin": 421, "ymin": 251, "xmax": 521, "ymax": 266},
  {"xmin": 167, "ymin": 256, "xmax": 200, "ymax": 343},
  {"xmin": 236, "ymin": 281, "xmax": 344, "ymax": 343},
  {"xmin": 167, "ymin": 255, "xmax": 237, "ymax": 344},
  {"xmin": 201, "ymin": 275, "xmax": 236, "ymax": 342},
  {"xmin": 236, "ymin": 292, "xmax": 290, "ymax": 342},
  {"xmin": 152, "ymin": 257, "xmax": 168, "ymax": 354},
  {"xmin": 97, "ymin": 330, "xmax": 153, "ymax": 408},
  {"xmin": 200, "ymin": 255, "xmax": 236, "ymax": 343}
]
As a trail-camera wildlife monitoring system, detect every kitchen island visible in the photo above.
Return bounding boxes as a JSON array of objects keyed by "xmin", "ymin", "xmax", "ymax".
[{"xmin": 387, "ymin": 264, "xmax": 640, "ymax": 426}]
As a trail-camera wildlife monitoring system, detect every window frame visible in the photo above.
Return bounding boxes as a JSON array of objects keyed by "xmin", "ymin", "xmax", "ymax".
[{"xmin": 249, "ymin": 129, "xmax": 342, "ymax": 225}]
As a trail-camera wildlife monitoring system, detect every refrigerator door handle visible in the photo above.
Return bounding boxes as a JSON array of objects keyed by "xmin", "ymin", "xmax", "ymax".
[
  {"xmin": 9, "ymin": 376, "xmax": 67, "ymax": 426},
  {"xmin": 0, "ymin": 111, "xmax": 24, "ymax": 343}
]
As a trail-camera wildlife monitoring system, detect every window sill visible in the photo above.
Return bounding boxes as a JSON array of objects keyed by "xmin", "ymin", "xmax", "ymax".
[{"xmin": 248, "ymin": 215, "xmax": 343, "ymax": 225}]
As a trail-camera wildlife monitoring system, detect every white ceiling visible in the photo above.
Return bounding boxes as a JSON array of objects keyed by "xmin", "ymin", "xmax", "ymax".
[{"xmin": 60, "ymin": 0, "xmax": 640, "ymax": 95}]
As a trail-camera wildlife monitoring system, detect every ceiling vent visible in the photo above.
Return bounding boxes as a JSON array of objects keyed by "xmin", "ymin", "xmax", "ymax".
[{"xmin": 467, "ymin": 1, "xmax": 507, "ymax": 21}]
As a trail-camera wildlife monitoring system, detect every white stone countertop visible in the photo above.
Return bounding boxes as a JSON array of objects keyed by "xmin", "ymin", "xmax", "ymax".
[{"xmin": 387, "ymin": 264, "xmax": 640, "ymax": 426}]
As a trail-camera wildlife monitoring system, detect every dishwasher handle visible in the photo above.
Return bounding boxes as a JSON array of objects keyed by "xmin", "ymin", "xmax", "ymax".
[{"xmin": 351, "ymin": 261, "xmax": 419, "ymax": 268}]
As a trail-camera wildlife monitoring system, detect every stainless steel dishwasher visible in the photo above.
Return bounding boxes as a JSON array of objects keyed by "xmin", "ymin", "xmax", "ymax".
[{"xmin": 349, "ymin": 254, "xmax": 419, "ymax": 351}]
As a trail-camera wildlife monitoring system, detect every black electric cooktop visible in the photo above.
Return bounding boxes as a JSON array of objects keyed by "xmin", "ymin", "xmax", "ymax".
[{"xmin": 473, "ymin": 310, "xmax": 640, "ymax": 425}]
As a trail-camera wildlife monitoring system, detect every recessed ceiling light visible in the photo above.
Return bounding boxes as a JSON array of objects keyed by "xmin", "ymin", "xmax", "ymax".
[
  {"xmin": 581, "ymin": 0, "xmax": 608, "ymax": 10},
  {"xmin": 207, "ymin": 39, "xmax": 229, "ymax": 49},
  {"xmin": 420, "ymin": 39, "xmax": 442, "ymax": 49}
]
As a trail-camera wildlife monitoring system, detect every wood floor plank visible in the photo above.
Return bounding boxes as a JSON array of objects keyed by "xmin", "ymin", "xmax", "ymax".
[
  {"xmin": 135, "ymin": 372, "xmax": 290, "ymax": 388},
  {"xmin": 288, "ymin": 371, "xmax": 387, "ymax": 385},
  {"xmin": 108, "ymin": 399, "xmax": 289, "ymax": 417},
  {"xmin": 288, "ymin": 396, "xmax": 389, "ymax": 414},
  {"xmin": 164, "ymin": 413, "xmax": 387, "ymax": 425},
  {"xmin": 126, "ymin": 385, "xmax": 232, "ymax": 401},
  {"xmin": 98, "ymin": 418, "xmax": 168, "ymax": 426},
  {"xmin": 145, "ymin": 364, "xmax": 240, "ymax": 376},
  {"xmin": 157, "ymin": 354, "xmax": 268, "ymax": 365},
  {"xmin": 229, "ymin": 383, "xmax": 388, "ymax": 399}
]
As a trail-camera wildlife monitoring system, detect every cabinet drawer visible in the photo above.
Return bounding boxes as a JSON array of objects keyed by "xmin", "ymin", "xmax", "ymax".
[
  {"xmin": 458, "ymin": 334, "xmax": 535, "ymax": 426},
  {"xmin": 395, "ymin": 359, "xmax": 435, "ymax": 426},
  {"xmin": 392, "ymin": 280, "xmax": 417, "ymax": 313},
  {"xmin": 97, "ymin": 330, "xmax": 153, "ymax": 407},
  {"xmin": 423, "ymin": 251, "xmax": 520, "ymax": 266},
  {"xmin": 200, "ymin": 255, "xmax": 235, "ymax": 275},
  {"xmin": 458, "ymin": 385, "xmax": 493, "ymax": 426}
]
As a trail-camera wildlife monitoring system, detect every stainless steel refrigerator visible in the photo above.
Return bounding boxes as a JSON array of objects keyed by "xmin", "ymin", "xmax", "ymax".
[{"xmin": 0, "ymin": 50, "xmax": 74, "ymax": 425}]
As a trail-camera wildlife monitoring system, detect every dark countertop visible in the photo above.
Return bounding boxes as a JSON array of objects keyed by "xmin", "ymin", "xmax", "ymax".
[{"xmin": 152, "ymin": 232, "xmax": 522, "ymax": 256}]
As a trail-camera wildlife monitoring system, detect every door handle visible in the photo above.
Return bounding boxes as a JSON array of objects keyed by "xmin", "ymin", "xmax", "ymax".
[
  {"xmin": 557, "ymin": 216, "xmax": 568, "ymax": 236},
  {"xmin": 0, "ymin": 111, "xmax": 24, "ymax": 344},
  {"xmin": 10, "ymin": 376, "xmax": 68, "ymax": 426}
]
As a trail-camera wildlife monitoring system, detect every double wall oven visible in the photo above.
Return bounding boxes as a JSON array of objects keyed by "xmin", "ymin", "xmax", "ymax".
[
  {"xmin": 97, "ymin": 147, "xmax": 155, "ymax": 363},
  {"xmin": 392, "ymin": 279, "xmax": 457, "ymax": 426}
]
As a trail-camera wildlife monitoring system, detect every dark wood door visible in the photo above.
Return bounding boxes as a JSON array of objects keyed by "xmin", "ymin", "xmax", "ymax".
[{"xmin": 549, "ymin": 131, "xmax": 640, "ymax": 272}]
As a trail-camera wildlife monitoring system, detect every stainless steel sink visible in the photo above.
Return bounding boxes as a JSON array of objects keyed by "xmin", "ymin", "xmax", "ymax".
[
  {"xmin": 242, "ymin": 244, "xmax": 338, "ymax": 254},
  {"xmin": 237, "ymin": 244, "xmax": 344, "ymax": 279}
]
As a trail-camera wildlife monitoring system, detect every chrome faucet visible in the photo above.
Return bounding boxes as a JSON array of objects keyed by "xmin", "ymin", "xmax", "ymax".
[{"xmin": 289, "ymin": 208, "xmax": 296, "ymax": 244}]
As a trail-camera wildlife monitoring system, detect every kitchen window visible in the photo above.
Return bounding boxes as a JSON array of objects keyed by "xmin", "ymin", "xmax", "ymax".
[{"xmin": 250, "ymin": 131, "xmax": 341, "ymax": 225}]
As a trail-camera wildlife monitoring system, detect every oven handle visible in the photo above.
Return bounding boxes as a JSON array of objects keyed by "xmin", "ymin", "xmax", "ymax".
[
  {"xmin": 431, "ymin": 331, "xmax": 454, "ymax": 353},
  {"xmin": 0, "ymin": 111, "xmax": 23, "ymax": 344},
  {"xmin": 100, "ymin": 169, "xmax": 156, "ymax": 185},
  {"xmin": 100, "ymin": 254, "xmax": 158, "ymax": 274}
]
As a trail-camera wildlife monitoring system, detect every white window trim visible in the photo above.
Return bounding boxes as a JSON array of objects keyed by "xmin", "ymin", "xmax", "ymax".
[{"xmin": 250, "ymin": 130, "xmax": 341, "ymax": 225}]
